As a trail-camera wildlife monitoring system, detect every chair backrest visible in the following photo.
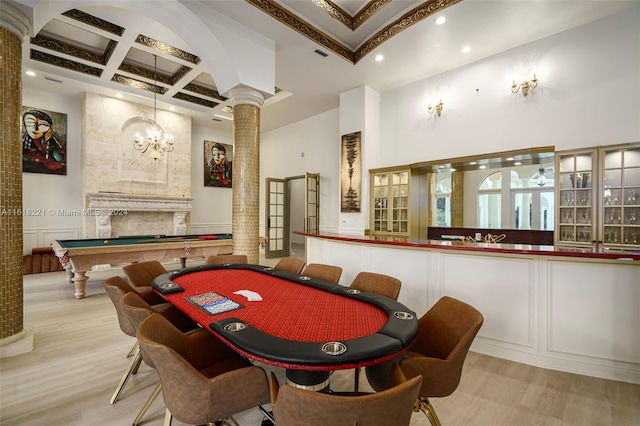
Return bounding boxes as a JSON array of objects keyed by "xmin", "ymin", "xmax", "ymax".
[
  {"xmin": 274, "ymin": 257, "xmax": 306, "ymax": 274},
  {"xmin": 301, "ymin": 263, "xmax": 342, "ymax": 283},
  {"xmin": 123, "ymin": 260, "xmax": 167, "ymax": 288},
  {"xmin": 119, "ymin": 291, "xmax": 158, "ymax": 368},
  {"xmin": 205, "ymin": 254, "xmax": 248, "ymax": 265},
  {"xmin": 103, "ymin": 276, "xmax": 137, "ymax": 337},
  {"xmin": 270, "ymin": 364, "xmax": 421, "ymax": 426},
  {"xmin": 137, "ymin": 313, "xmax": 270, "ymax": 424},
  {"xmin": 349, "ymin": 271, "xmax": 401, "ymax": 300},
  {"xmin": 402, "ymin": 296, "xmax": 483, "ymax": 397}
]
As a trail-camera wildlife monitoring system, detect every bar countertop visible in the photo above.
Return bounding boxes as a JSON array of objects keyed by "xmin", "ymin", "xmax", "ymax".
[{"xmin": 296, "ymin": 232, "xmax": 640, "ymax": 262}]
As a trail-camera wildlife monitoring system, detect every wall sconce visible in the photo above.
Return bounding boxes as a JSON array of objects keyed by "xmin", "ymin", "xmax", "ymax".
[
  {"xmin": 511, "ymin": 74, "xmax": 539, "ymax": 96},
  {"xmin": 427, "ymin": 99, "xmax": 444, "ymax": 116}
]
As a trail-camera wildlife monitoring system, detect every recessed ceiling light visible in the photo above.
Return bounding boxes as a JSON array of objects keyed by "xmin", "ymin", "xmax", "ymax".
[
  {"xmin": 450, "ymin": 168, "xmax": 456, "ymax": 172},
  {"xmin": 506, "ymin": 157, "xmax": 515, "ymax": 161},
  {"xmin": 115, "ymin": 93, "xmax": 123, "ymax": 98},
  {"xmin": 514, "ymin": 161, "xmax": 523, "ymax": 166},
  {"xmin": 26, "ymin": 71, "xmax": 36, "ymax": 77},
  {"xmin": 169, "ymin": 106, "xmax": 175, "ymax": 111},
  {"xmin": 469, "ymin": 161, "xmax": 477, "ymax": 165},
  {"xmin": 375, "ymin": 54, "xmax": 384, "ymax": 62},
  {"xmin": 461, "ymin": 46, "xmax": 471, "ymax": 53},
  {"xmin": 479, "ymin": 165, "xmax": 487, "ymax": 169},
  {"xmin": 435, "ymin": 16, "xmax": 446, "ymax": 25}
]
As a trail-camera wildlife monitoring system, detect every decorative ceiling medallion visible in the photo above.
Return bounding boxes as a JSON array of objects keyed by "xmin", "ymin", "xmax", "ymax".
[
  {"xmin": 31, "ymin": 34, "xmax": 117, "ymax": 66},
  {"xmin": 111, "ymin": 74, "xmax": 167, "ymax": 94},
  {"xmin": 118, "ymin": 62, "xmax": 192, "ymax": 86},
  {"xmin": 30, "ymin": 49, "xmax": 103, "ymax": 77},
  {"xmin": 246, "ymin": 0, "xmax": 463, "ymax": 64},
  {"xmin": 182, "ymin": 82, "xmax": 228, "ymax": 101},
  {"xmin": 354, "ymin": 0, "xmax": 463, "ymax": 63},
  {"xmin": 312, "ymin": 0, "xmax": 390, "ymax": 31},
  {"xmin": 172, "ymin": 92, "xmax": 219, "ymax": 108},
  {"xmin": 62, "ymin": 9, "xmax": 125, "ymax": 37},
  {"xmin": 135, "ymin": 35, "xmax": 201, "ymax": 65},
  {"xmin": 246, "ymin": 0, "xmax": 354, "ymax": 63}
]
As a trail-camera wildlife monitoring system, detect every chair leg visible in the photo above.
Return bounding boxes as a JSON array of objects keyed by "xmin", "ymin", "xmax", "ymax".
[
  {"xmin": 110, "ymin": 346, "xmax": 143, "ymax": 404},
  {"xmin": 354, "ymin": 367, "xmax": 361, "ymax": 392},
  {"xmin": 131, "ymin": 382, "xmax": 162, "ymax": 426},
  {"xmin": 416, "ymin": 397, "xmax": 442, "ymax": 426},
  {"xmin": 127, "ymin": 341, "xmax": 138, "ymax": 358},
  {"xmin": 163, "ymin": 409, "xmax": 172, "ymax": 426}
]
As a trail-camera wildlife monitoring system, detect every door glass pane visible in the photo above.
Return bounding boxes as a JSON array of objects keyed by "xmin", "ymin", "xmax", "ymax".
[
  {"xmin": 478, "ymin": 193, "xmax": 501, "ymax": 228},
  {"xmin": 540, "ymin": 191, "xmax": 554, "ymax": 231},
  {"xmin": 435, "ymin": 197, "xmax": 451, "ymax": 226},
  {"xmin": 514, "ymin": 192, "xmax": 533, "ymax": 230}
]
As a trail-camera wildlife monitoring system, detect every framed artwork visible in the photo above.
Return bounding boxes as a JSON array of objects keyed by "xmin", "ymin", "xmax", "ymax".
[
  {"xmin": 341, "ymin": 131, "xmax": 361, "ymax": 212},
  {"xmin": 21, "ymin": 106, "xmax": 67, "ymax": 175},
  {"xmin": 204, "ymin": 140, "xmax": 233, "ymax": 187}
]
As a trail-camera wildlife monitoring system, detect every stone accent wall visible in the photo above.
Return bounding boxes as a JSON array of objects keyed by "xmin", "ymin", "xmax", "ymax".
[{"xmin": 82, "ymin": 92, "xmax": 192, "ymax": 237}]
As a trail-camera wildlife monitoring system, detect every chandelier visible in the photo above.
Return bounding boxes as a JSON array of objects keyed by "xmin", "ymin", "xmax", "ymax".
[{"xmin": 133, "ymin": 55, "xmax": 174, "ymax": 161}]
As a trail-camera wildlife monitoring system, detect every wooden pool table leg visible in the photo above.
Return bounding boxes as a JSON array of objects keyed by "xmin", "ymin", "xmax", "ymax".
[{"xmin": 72, "ymin": 270, "xmax": 88, "ymax": 299}]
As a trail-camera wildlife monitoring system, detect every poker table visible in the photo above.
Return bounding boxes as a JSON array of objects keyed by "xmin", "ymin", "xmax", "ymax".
[
  {"xmin": 52, "ymin": 234, "xmax": 264, "ymax": 299},
  {"xmin": 152, "ymin": 263, "xmax": 418, "ymax": 390}
]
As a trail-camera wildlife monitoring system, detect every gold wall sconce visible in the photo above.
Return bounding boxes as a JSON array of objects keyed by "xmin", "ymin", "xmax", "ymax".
[
  {"xmin": 428, "ymin": 99, "xmax": 444, "ymax": 116},
  {"xmin": 511, "ymin": 74, "xmax": 539, "ymax": 96}
]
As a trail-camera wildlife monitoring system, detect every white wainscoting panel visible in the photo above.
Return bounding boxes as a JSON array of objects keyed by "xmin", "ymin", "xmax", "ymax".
[
  {"xmin": 438, "ymin": 252, "xmax": 537, "ymax": 352},
  {"xmin": 547, "ymin": 260, "xmax": 640, "ymax": 365}
]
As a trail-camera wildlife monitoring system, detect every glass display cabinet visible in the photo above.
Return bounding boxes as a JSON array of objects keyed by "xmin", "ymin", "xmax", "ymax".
[
  {"xmin": 556, "ymin": 143, "xmax": 640, "ymax": 249},
  {"xmin": 370, "ymin": 167, "xmax": 427, "ymax": 237}
]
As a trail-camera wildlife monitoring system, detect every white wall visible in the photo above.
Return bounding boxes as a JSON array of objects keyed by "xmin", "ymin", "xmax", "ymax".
[
  {"xmin": 189, "ymin": 124, "xmax": 234, "ymax": 234},
  {"xmin": 22, "ymin": 89, "xmax": 84, "ymax": 252},
  {"xmin": 378, "ymin": 9, "xmax": 640, "ymax": 167},
  {"xmin": 260, "ymin": 109, "xmax": 341, "ymax": 235}
]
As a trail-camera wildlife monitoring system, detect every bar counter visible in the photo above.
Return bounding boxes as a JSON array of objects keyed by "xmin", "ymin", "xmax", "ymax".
[
  {"xmin": 295, "ymin": 231, "xmax": 640, "ymax": 261},
  {"xmin": 298, "ymin": 231, "xmax": 640, "ymax": 385}
]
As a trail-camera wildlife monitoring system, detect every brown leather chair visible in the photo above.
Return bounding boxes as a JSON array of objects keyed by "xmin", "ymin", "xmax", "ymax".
[
  {"xmin": 102, "ymin": 276, "xmax": 194, "ymax": 405},
  {"xmin": 301, "ymin": 263, "xmax": 342, "ymax": 283},
  {"xmin": 269, "ymin": 364, "xmax": 421, "ymax": 426},
  {"xmin": 205, "ymin": 254, "xmax": 248, "ymax": 264},
  {"xmin": 349, "ymin": 271, "xmax": 402, "ymax": 391},
  {"xmin": 119, "ymin": 291, "xmax": 198, "ymax": 426},
  {"xmin": 274, "ymin": 257, "xmax": 306, "ymax": 274},
  {"xmin": 136, "ymin": 313, "xmax": 271, "ymax": 425},
  {"xmin": 366, "ymin": 296, "xmax": 483, "ymax": 426},
  {"xmin": 122, "ymin": 260, "xmax": 168, "ymax": 290},
  {"xmin": 350, "ymin": 271, "xmax": 401, "ymax": 301}
]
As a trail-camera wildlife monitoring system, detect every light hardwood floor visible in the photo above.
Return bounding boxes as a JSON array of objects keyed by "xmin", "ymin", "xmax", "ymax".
[{"xmin": 1, "ymin": 257, "xmax": 639, "ymax": 426}]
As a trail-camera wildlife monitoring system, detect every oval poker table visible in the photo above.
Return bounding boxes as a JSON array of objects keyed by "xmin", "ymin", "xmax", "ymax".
[{"xmin": 152, "ymin": 263, "xmax": 418, "ymax": 390}]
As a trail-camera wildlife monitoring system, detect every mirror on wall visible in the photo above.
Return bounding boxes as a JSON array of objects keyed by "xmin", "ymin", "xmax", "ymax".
[{"xmin": 413, "ymin": 147, "xmax": 555, "ymax": 230}]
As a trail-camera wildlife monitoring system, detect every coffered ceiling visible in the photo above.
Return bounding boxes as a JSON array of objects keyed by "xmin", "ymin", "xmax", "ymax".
[{"xmin": 18, "ymin": 0, "xmax": 636, "ymax": 133}]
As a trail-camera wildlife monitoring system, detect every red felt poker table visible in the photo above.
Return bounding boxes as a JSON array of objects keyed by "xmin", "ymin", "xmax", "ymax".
[{"xmin": 152, "ymin": 263, "xmax": 418, "ymax": 390}]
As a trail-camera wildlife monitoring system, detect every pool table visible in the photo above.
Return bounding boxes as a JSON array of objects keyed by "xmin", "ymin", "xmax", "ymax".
[{"xmin": 52, "ymin": 234, "xmax": 264, "ymax": 299}]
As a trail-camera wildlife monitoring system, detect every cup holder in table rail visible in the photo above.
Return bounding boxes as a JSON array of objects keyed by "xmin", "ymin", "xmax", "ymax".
[
  {"xmin": 321, "ymin": 341, "xmax": 347, "ymax": 356},
  {"xmin": 298, "ymin": 276, "xmax": 311, "ymax": 281},
  {"xmin": 346, "ymin": 288, "xmax": 361, "ymax": 295},
  {"xmin": 224, "ymin": 322, "xmax": 247, "ymax": 332},
  {"xmin": 393, "ymin": 311, "xmax": 415, "ymax": 320}
]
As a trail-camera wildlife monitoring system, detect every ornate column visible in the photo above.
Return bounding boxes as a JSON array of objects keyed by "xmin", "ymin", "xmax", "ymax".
[
  {"xmin": 0, "ymin": 1, "xmax": 32, "ymax": 357},
  {"xmin": 229, "ymin": 87, "xmax": 264, "ymax": 264},
  {"xmin": 451, "ymin": 170, "xmax": 464, "ymax": 227}
]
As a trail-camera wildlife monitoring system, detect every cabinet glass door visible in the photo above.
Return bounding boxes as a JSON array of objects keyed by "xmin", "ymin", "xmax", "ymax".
[
  {"xmin": 373, "ymin": 173, "xmax": 389, "ymax": 232},
  {"xmin": 557, "ymin": 151, "xmax": 595, "ymax": 245},
  {"xmin": 391, "ymin": 172, "xmax": 409, "ymax": 233},
  {"xmin": 602, "ymin": 146, "xmax": 640, "ymax": 247}
]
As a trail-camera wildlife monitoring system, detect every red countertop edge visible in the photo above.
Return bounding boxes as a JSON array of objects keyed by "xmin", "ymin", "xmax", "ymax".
[{"xmin": 295, "ymin": 232, "xmax": 640, "ymax": 262}]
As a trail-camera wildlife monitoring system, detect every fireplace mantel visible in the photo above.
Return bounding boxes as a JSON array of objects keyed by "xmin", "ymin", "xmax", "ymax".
[{"xmin": 86, "ymin": 192, "xmax": 194, "ymax": 237}]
